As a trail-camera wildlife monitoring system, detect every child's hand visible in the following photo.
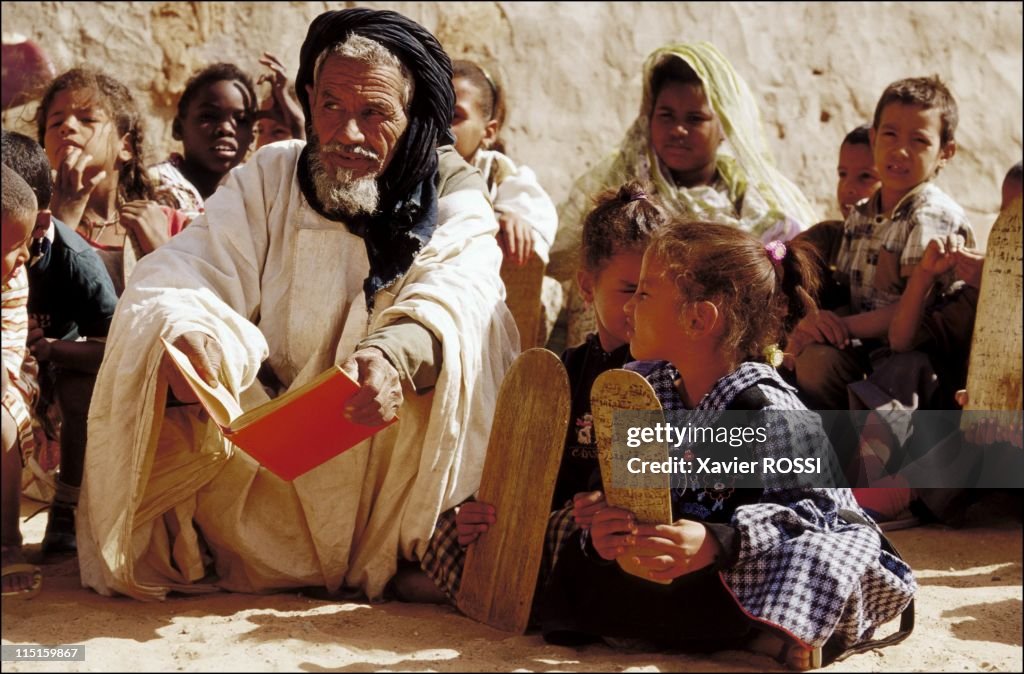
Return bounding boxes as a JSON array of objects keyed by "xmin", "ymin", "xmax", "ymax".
[
  {"xmin": 256, "ymin": 52, "xmax": 306, "ymax": 140},
  {"xmin": 956, "ymin": 390, "xmax": 1023, "ymax": 448},
  {"xmin": 26, "ymin": 325, "xmax": 53, "ymax": 363},
  {"xmin": 629, "ymin": 519, "xmax": 722, "ymax": 581},
  {"xmin": 590, "ymin": 505, "xmax": 638, "ymax": 561},
  {"xmin": 783, "ymin": 326, "xmax": 814, "ymax": 365},
  {"xmin": 791, "ymin": 286, "xmax": 849, "ymax": 348},
  {"xmin": 964, "ymin": 415, "xmax": 1023, "ymax": 448},
  {"xmin": 121, "ymin": 201, "xmax": 170, "ymax": 254},
  {"xmin": 497, "ymin": 212, "xmax": 533, "ymax": 267},
  {"xmin": 50, "ymin": 145, "xmax": 107, "ymax": 228},
  {"xmin": 794, "ymin": 310, "xmax": 849, "ymax": 348},
  {"xmin": 954, "ymin": 248, "xmax": 984, "ymax": 288},
  {"xmin": 917, "ymin": 236, "xmax": 960, "ymax": 278},
  {"xmin": 571, "ymin": 490, "xmax": 606, "ymax": 530},
  {"xmin": 455, "ymin": 501, "xmax": 495, "ymax": 547}
]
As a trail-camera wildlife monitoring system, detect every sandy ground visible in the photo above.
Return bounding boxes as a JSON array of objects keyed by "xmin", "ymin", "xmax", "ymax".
[{"xmin": 2, "ymin": 495, "xmax": 1021, "ymax": 673}]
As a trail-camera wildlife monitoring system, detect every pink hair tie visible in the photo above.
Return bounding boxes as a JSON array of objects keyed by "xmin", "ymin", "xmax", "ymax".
[{"xmin": 765, "ymin": 240, "xmax": 787, "ymax": 263}]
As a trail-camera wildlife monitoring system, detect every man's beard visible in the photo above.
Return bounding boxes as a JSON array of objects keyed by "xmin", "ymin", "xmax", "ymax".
[{"xmin": 307, "ymin": 131, "xmax": 381, "ymax": 217}]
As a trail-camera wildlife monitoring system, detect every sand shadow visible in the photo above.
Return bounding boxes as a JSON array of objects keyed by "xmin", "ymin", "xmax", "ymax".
[
  {"xmin": 915, "ymin": 562, "xmax": 1023, "ymax": 588},
  {"xmin": 0, "ymin": 569, "xmax": 339, "ymax": 647},
  {"xmin": 235, "ymin": 599, "xmax": 781, "ymax": 673},
  {"xmin": 942, "ymin": 599, "xmax": 1023, "ymax": 647},
  {"xmin": 886, "ymin": 524, "xmax": 1022, "ymax": 572}
]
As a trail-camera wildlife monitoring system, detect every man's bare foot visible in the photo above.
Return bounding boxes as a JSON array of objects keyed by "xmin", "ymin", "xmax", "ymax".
[
  {"xmin": 747, "ymin": 628, "xmax": 821, "ymax": 671},
  {"xmin": 1, "ymin": 544, "xmax": 42, "ymax": 598}
]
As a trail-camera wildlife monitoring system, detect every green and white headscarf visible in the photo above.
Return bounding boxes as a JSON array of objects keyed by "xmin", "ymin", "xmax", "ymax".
[{"xmin": 549, "ymin": 42, "xmax": 817, "ymax": 283}]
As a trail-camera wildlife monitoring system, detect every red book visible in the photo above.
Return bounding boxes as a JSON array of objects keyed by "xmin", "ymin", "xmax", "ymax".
[{"xmin": 161, "ymin": 338, "xmax": 397, "ymax": 480}]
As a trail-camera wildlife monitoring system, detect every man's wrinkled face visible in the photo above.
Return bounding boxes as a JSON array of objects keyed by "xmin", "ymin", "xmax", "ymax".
[{"xmin": 305, "ymin": 54, "xmax": 410, "ymax": 217}]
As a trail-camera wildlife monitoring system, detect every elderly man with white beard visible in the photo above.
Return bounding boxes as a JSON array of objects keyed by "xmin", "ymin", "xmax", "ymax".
[{"xmin": 76, "ymin": 8, "xmax": 517, "ymax": 601}]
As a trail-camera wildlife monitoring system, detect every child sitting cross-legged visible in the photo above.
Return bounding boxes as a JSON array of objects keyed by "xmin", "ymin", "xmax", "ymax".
[
  {"xmin": 535, "ymin": 220, "xmax": 917, "ymax": 670},
  {"xmin": 848, "ymin": 161, "xmax": 1022, "ymax": 525},
  {"xmin": 791, "ymin": 75, "xmax": 975, "ymax": 411},
  {"xmin": 408, "ymin": 181, "xmax": 667, "ymax": 602}
]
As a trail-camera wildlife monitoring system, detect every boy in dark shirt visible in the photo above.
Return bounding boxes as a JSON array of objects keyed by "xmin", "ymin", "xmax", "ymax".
[{"xmin": 1, "ymin": 130, "xmax": 117, "ymax": 556}]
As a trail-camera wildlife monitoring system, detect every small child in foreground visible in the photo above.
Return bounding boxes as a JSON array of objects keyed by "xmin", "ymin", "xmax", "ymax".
[
  {"xmin": 537, "ymin": 221, "xmax": 916, "ymax": 670},
  {"xmin": 412, "ymin": 182, "xmax": 666, "ymax": 600},
  {"xmin": 3, "ymin": 129, "xmax": 119, "ymax": 556}
]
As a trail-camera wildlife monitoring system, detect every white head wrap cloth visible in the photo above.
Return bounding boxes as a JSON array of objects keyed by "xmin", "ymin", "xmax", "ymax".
[
  {"xmin": 547, "ymin": 42, "xmax": 817, "ymax": 345},
  {"xmin": 619, "ymin": 42, "xmax": 816, "ymax": 236}
]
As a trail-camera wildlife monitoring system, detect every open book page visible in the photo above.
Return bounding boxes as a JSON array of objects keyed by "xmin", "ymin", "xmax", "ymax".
[
  {"xmin": 160, "ymin": 337, "xmax": 243, "ymax": 429},
  {"xmin": 232, "ymin": 365, "xmax": 354, "ymax": 428},
  {"xmin": 162, "ymin": 338, "xmax": 399, "ymax": 481}
]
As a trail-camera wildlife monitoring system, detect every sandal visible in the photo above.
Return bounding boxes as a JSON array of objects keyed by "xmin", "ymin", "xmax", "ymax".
[{"xmin": 1, "ymin": 546, "xmax": 43, "ymax": 600}]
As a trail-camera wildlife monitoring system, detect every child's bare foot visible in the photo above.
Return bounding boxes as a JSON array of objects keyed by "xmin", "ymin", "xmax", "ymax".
[
  {"xmin": 391, "ymin": 565, "xmax": 448, "ymax": 604},
  {"xmin": 1, "ymin": 544, "xmax": 43, "ymax": 598},
  {"xmin": 747, "ymin": 628, "xmax": 821, "ymax": 671}
]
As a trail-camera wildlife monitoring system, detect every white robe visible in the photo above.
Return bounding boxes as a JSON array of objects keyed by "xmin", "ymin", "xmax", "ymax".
[
  {"xmin": 472, "ymin": 149, "xmax": 558, "ymax": 264},
  {"xmin": 78, "ymin": 141, "xmax": 518, "ymax": 600}
]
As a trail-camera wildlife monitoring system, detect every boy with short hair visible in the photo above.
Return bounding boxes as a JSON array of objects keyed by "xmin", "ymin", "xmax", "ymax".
[
  {"xmin": 1, "ymin": 130, "xmax": 119, "ymax": 557},
  {"xmin": 2, "ymin": 164, "xmax": 42, "ymax": 597},
  {"xmin": 836, "ymin": 124, "xmax": 882, "ymax": 218},
  {"xmin": 792, "ymin": 75, "xmax": 976, "ymax": 410}
]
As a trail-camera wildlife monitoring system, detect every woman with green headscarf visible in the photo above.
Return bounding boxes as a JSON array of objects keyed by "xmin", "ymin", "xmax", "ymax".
[{"xmin": 549, "ymin": 42, "xmax": 818, "ymax": 347}]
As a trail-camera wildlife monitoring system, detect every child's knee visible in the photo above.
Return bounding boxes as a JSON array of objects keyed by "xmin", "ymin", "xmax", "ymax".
[
  {"xmin": 795, "ymin": 344, "xmax": 861, "ymax": 388},
  {"xmin": 2, "ymin": 405, "xmax": 20, "ymax": 458},
  {"xmin": 794, "ymin": 344, "xmax": 868, "ymax": 409}
]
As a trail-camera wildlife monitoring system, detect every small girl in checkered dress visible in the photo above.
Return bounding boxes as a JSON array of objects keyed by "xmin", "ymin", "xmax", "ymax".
[{"xmin": 535, "ymin": 220, "xmax": 916, "ymax": 669}]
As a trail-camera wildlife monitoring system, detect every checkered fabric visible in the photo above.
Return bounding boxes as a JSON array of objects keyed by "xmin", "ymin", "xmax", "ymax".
[
  {"xmin": 643, "ymin": 361, "xmax": 917, "ymax": 648},
  {"xmin": 420, "ymin": 501, "xmax": 577, "ymax": 603},
  {"xmin": 835, "ymin": 181, "xmax": 975, "ymax": 313}
]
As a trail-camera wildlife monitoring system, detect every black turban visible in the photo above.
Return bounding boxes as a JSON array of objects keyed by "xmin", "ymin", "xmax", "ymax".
[
  {"xmin": 294, "ymin": 8, "xmax": 457, "ymax": 309},
  {"xmin": 295, "ymin": 7, "xmax": 455, "ymax": 210}
]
